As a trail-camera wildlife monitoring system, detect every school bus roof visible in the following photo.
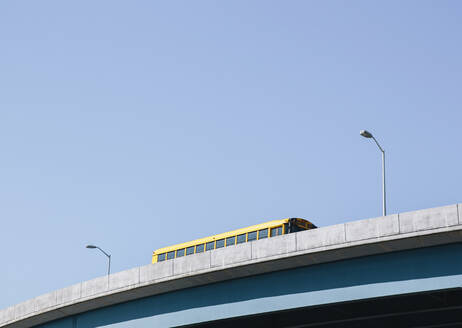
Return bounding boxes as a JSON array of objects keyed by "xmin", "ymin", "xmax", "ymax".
[{"xmin": 153, "ymin": 218, "xmax": 295, "ymax": 255}]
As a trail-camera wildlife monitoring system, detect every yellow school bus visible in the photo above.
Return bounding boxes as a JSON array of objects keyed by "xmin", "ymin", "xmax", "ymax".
[{"xmin": 152, "ymin": 218, "xmax": 317, "ymax": 263}]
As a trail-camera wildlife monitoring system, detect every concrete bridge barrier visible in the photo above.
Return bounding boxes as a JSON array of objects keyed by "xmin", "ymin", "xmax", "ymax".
[{"xmin": 1, "ymin": 204, "xmax": 462, "ymax": 327}]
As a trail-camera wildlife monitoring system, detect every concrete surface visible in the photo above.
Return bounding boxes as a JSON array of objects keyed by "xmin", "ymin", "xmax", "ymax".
[{"xmin": 1, "ymin": 203, "xmax": 462, "ymax": 328}]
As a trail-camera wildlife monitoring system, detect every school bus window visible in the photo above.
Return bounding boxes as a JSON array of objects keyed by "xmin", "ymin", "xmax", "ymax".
[
  {"xmin": 196, "ymin": 244, "xmax": 205, "ymax": 253},
  {"xmin": 186, "ymin": 246, "xmax": 195, "ymax": 255},
  {"xmin": 167, "ymin": 251, "xmax": 175, "ymax": 260},
  {"xmin": 216, "ymin": 239, "xmax": 225, "ymax": 248},
  {"xmin": 157, "ymin": 253, "xmax": 166, "ymax": 262},
  {"xmin": 270, "ymin": 226, "xmax": 282, "ymax": 237},
  {"xmin": 296, "ymin": 219, "xmax": 308, "ymax": 229},
  {"xmin": 176, "ymin": 249, "xmax": 185, "ymax": 257},
  {"xmin": 258, "ymin": 229, "xmax": 268, "ymax": 239},
  {"xmin": 277, "ymin": 226, "xmax": 282, "ymax": 235},
  {"xmin": 237, "ymin": 233, "xmax": 246, "ymax": 244},
  {"xmin": 247, "ymin": 231, "xmax": 257, "ymax": 241},
  {"xmin": 226, "ymin": 236, "xmax": 235, "ymax": 247},
  {"xmin": 206, "ymin": 241, "xmax": 215, "ymax": 251}
]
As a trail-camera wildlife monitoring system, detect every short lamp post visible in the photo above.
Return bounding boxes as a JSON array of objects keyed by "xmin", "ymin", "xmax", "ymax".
[
  {"xmin": 360, "ymin": 130, "xmax": 387, "ymax": 217},
  {"xmin": 86, "ymin": 245, "xmax": 111, "ymax": 276}
]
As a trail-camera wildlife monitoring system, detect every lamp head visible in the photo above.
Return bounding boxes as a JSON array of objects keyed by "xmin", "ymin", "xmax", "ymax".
[
  {"xmin": 86, "ymin": 245, "xmax": 97, "ymax": 249},
  {"xmin": 360, "ymin": 130, "xmax": 373, "ymax": 138}
]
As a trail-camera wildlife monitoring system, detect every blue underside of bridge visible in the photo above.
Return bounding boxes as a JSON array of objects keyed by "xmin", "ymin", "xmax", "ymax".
[{"xmin": 39, "ymin": 243, "xmax": 462, "ymax": 328}]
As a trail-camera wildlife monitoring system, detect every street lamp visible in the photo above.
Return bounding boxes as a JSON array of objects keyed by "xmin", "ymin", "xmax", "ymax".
[
  {"xmin": 360, "ymin": 130, "xmax": 387, "ymax": 216},
  {"xmin": 86, "ymin": 244, "xmax": 111, "ymax": 276}
]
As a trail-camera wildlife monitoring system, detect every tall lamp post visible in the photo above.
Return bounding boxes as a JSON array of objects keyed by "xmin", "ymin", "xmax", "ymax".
[
  {"xmin": 360, "ymin": 130, "xmax": 386, "ymax": 216},
  {"xmin": 86, "ymin": 244, "xmax": 111, "ymax": 276}
]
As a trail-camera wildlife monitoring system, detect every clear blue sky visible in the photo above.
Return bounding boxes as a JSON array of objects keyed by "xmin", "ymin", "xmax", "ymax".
[{"xmin": 1, "ymin": 1, "xmax": 461, "ymax": 309}]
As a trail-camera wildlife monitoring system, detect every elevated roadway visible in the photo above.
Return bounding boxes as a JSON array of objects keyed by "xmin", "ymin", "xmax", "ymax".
[{"xmin": 1, "ymin": 204, "xmax": 462, "ymax": 327}]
